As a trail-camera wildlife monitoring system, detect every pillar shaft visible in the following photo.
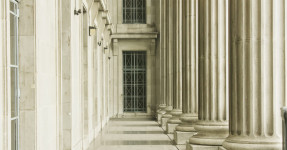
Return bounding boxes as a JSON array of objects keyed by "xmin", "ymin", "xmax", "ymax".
[
  {"xmin": 176, "ymin": 0, "xmax": 198, "ymax": 132},
  {"xmin": 168, "ymin": 0, "xmax": 183, "ymax": 124},
  {"xmin": 159, "ymin": 0, "xmax": 167, "ymax": 107},
  {"xmin": 166, "ymin": 0, "xmax": 174, "ymax": 109},
  {"xmin": 162, "ymin": 0, "xmax": 175, "ymax": 120},
  {"xmin": 189, "ymin": 0, "xmax": 228, "ymax": 146},
  {"xmin": 173, "ymin": 0, "xmax": 183, "ymax": 110},
  {"xmin": 157, "ymin": 0, "xmax": 168, "ymax": 118},
  {"xmin": 223, "ymin": 0, "xmax": 286, "ymax": 149},
  {"xmin": 184, "ymin": 0, "xmax": 198, "ymax": 116}
]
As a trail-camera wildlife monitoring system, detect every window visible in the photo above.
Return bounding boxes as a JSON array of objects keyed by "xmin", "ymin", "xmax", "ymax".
[
  {"xmin": 123, "ymin": 0, "xmax": 146, "ymax": 24},
  {"xmin": 10, "ymin": 0, "xmax": 19, "ymax": 150},
  {"xmin": 123, "ymin": 51, "xmax": 147, "ymax": 112}
]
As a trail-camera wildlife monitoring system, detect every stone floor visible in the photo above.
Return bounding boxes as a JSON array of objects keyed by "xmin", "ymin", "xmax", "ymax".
[{"xmin": 88, "ymin": 118, "xmax": 186, "ymax": 150}]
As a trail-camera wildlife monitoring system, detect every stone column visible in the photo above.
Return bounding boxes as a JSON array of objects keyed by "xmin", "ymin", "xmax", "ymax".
[
  {"xmin": 188, "ymin": 0, "xmax": 228, "ymax": 149},
  {"xmin": 223, "ymin": 0, "xmax": 287, "ymax": 150},
  {"xmin": 157, "ymin": 0, "xmax": 167, "ymax": 124},
  {"xmin": 166, "ymin": 0, "xmax": 183, "ymax": 134},
  {"xmin": 174, "ymin": 0, "xmax": 198, "ymax": 145},
  {"xmin": 161, "ymin": 0, "xmax": 174, "ymax": 130}
]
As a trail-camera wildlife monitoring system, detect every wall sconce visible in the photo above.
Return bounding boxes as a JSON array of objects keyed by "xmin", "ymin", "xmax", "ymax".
[
  {"xmin": 83, "ymin": 8, "xmax": 87, "ymax": 14},
  {"xmin": 74, "ymin": 9, "xmax": 81, "ymax": 15},
  {"xmin": 108, "ymin": 57, "xmax": 111, "ymax": 60},
  {"xmin": 89, "ymin": 26, "xmax": 97, "ymax": 36},
  {"xmin": 104, "ymin": 46, "xmax": 108, "ymax": 50},
  {"xmin": 98, "ymin": 41, "xmax": 102, "ymax": 46}
]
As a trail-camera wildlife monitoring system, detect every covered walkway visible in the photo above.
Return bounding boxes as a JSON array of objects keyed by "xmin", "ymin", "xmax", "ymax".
[{"xmin": 88, "ymin": 118, "xmax": 185, "ymax": 150}]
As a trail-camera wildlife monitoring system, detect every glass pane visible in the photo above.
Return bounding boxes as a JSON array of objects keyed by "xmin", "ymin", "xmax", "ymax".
[
  {"xmin": 126, "ymin": 0, "xmax": 132, "ymax": 7},
  {"xmin": 11, "ymin": 119, "xmax": 18, "ymax": 150},
  {"xmin": 123, "ymin": 0, "xmax": 146, "ymax": 24},
  {"xmin": 11, "ymin": 67, "xmax": 18, "ymax": 118},
  {"xmin": 10, "ymin": 14, "xmax": 17, "ymax": 65},
  {"xmin": 137, "ymin": 0, "xmax": 143, "ymax": 7},
  {"xmin": 10, "ymin": 2, "xmax": 19, "ymax": 150},
  {"xmin": 10, "ymin": 1, "xmax": 17, "ymax": 14}
]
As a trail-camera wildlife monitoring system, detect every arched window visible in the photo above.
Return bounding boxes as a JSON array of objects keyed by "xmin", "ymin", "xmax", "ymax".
[{"xmin": 123, "ymin": 0, "xmax": 146, "ymax": 24}]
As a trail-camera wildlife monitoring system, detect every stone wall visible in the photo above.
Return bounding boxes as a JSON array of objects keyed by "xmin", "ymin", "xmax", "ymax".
[
  {"xmin": 0, "ymin": 0, "xmax": 114, "ymax": 149},
  {"xmin": 0, "ymin": 0, "xmax": 7, "ymax": 149}
]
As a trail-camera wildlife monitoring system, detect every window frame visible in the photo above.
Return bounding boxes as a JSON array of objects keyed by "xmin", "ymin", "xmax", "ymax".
[
  {"xmin": 9, "ymin": 0, "xmax": 20, "ymax": 150},
  {"xmin": 123, "ymin": 0, "xmax": 146, "ymax": 24}
]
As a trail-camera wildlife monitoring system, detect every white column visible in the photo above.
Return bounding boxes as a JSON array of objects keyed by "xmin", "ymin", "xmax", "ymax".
[
  {"xmin": 174, "ymin": 0, "xmax": 198, "ymax": 145},
  {"xmin": 189, "ymin": 0, "xmax": 228, "ymax": 147},
  {"xmin": 223, "ymin": 0, "xmax": 286, "ymax": 149},
  {"xmin": 166, "ymin": 0, "xmax": 183, "ymax": 134},
  {"xmin": 161, "ymin": 0, "xmax": 174, "ymax": 129},
  {"xmin": 157, "ymin": 0, "xmax": 167, "ymax": 124},
  {"xmin": 112, "ymin": 39, "xmax": 119, "ymax": 117}
]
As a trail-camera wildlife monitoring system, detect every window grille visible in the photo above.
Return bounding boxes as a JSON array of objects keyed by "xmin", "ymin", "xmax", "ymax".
[
  {"xmin": 123, "ymin": 0, "xmax": 146, "ymax": 24},
  {"xmin": 123, "ymin": 51, "xmax": 147, "ymax": 112}
]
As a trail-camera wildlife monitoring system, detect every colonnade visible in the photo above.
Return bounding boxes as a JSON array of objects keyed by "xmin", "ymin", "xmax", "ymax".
[{"xmin": 156, "ymin": 0, "xmax": 287, "ymax": 149}]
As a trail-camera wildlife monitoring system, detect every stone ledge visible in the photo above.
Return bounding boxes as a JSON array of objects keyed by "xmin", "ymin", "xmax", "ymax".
[
  {"xmin": 218, "ymin": 146, "xmax": 227, "ymax": 150},
  {"xmin": 186, "ymin": 144, "xmax": 220, "ymax": 150},
  {"xmin": 157, "ymin": 113, "xmax": 163, "ymax": 124},
  {"xmin": 161, "ymin": 117, "xmax": 170, "ymax": 129},
  {"xmin": 174, "ymin": 131, "xmax": 196, "ymax": 145},
  {"xmin": 166, "ymin": 123, "xmax": 179, "ymax": 134},
  {"xmin": 111, "ymin": 33, "xmax": 158, "ymax": 39}
]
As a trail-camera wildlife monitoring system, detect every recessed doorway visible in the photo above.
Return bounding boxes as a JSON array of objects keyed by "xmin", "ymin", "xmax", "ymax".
[{"xmin": 123, "ymin": 51, "xmax": 146, "ymax": 112}]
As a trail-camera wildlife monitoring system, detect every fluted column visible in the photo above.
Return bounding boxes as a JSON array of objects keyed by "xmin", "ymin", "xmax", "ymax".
[
  {"xmin": 157, "ymin": 0, "xmax": 167, "ymax": 124},
  {"xmin": 179, "ymin": 0, "xmax": 198, "ymax": 130},
  {"xmin": 223, "ymin": 0, "xmax": 287, "ymax": 149},
  {"xmin": 166, "ymin": 0, "xmax": 183, "ymax": 133},
  {"xmin": 174, "ymin": 0, "xmax": 198, "ymax": 144},
  {"xmin": 161, "ymin": 0, "xmax": 174, "ymax": 129},
  {"xmin": 189, "ymin": 0, "xmax": 228, "ymax": 147}
]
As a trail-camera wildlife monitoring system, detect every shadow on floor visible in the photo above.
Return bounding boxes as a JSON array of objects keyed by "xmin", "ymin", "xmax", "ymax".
[{"xmin": 88, "ymin": 118, "xmax": 181, "ymax": 150}]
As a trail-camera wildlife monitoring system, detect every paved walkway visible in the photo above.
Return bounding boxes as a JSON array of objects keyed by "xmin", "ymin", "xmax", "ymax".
[{"xmin": 88, "ymin": 118, "xmax": 185, "ymax": 150}]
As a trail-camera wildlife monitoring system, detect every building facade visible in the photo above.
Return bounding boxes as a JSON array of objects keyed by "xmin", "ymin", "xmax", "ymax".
[{"xmin": 0, "ymin": 0, "xmax": 286, "ymax": 150}]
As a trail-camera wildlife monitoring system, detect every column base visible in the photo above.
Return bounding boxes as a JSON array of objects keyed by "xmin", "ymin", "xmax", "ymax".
[
  {"xmin": 222, "ymin": 136, "xmax": 282, "ymax": 150},
  {"xmin": 218, "ymin": 147, "xmax": 227, "ymax": 150},
  {"xmin": 174, "ymin": 113, "xmax": 198, "ymax": 144},
  {"xmin": 157, "ymin": 113, "xmax": 163, "ymax": 124},
  {"xmin": 161, "ymin": 116, "xmax": 171, "ymax": 129},
  {"xmin": 174, "ymin": 131, "xmax": 196, "ymax": 145},
  {"xmin": 156, "ymin": 104, "xmax": 166, "ymax": 124},
  {"xmin": 166, "ymin": 109, "xmax": 182, "ymax": 134},
  {"xmin": 161, "ymin": 106, "xmax": 173, "ymax": 130},
  {"xmin": 186, "ymin": 144, "xmax": 221, "ymax": 150},
  {"xmin": 189, "ymin": 121, "xmax": 228, "ymax": 146},
  {"xmin": 156, "ymin": 104, "xmax": 167, "ymax": 113},
  {"xmin": 176, "ymin": 113, "xmax": 197, "ymax": 132},
  {"xmin": 166, "ymin": 123, "xmax": 179, "ymax": 134}
]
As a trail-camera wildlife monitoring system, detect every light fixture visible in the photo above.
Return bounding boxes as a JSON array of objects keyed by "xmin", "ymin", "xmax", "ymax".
[
  {"xmin": 98, "ymin": 41, "xmax": 102, "ymax": 46},
  {"xmin": 89, "ymin": 26, "xmax": 96, "ymax": 36},
  {"xmin": 83, "ymin": 8, "xmax": 87, "ymax": 14},
  {"xmin": 104, "ymin": 46, "xmax": 108, "ymax": 50},
  {"xmin": 74, "ymin": 9, "xmax": 81, "ymax": 15}
]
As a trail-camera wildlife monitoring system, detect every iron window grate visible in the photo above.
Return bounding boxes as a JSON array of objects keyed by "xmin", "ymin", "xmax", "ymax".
[
  {"xmin": 123, "ymin": 51, "xmax": 147, "ymax": 112},
  {"xmin": 123, "ymin": 0, "xmax": 146, "ymax": 24}
]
